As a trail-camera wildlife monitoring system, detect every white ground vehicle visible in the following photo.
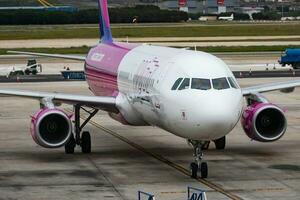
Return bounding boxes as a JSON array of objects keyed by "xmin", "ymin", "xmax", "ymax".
[{"xmin": 0, "ymin": 59, "xmax": 42, "ymax": 77}]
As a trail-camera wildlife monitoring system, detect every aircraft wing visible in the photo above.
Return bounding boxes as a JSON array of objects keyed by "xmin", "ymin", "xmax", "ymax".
[
  {"xmin": 242, "ymin": 79, "xmax": 300, "ymax": 96},
  {"xmin": 0, "ymin": 89, "xmax": 118, "ymax": 113},
  {"xmin": 7, "ymin": 51, "xmax": 86, "ymax": 61}
]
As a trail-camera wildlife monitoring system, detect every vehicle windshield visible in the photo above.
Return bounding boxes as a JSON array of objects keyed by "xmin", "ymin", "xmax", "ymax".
[
  {"xmin": 178, "ymin": 78, "xmax": 190, "ymax": 90},
  {"xmin": 282, "ymin": 50, "xmax": 287, "ymax": 56},
  {"xmin": 191, "ymin": 78, "xmax": 211, "ymax": 90},
  {"xmin": 27, "ymin": 60, "xmax": 37, "ymax": 66},
  {"xmin": 212, "ymin": 77, "xmax": 230, "ymax": 90}
]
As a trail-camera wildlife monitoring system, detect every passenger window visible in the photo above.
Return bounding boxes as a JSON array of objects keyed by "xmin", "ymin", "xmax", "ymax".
[
  {"xmin": 178, "ymin": 78, "xmax": 190, "ymax": 90},
  {"xmin": 191, "ymin": 78, "xmax": 211, "ymax": 90},
  {"xmin": 171, "ymin": 78, "xmax": 183, "ymax": 90},
  {"xmin": 212, "ymin": 77, "xmax": 230, "ymax": 90},
  {"xmin": 228, "ymin": 77, "xmax": 239, "ymax": 89}
]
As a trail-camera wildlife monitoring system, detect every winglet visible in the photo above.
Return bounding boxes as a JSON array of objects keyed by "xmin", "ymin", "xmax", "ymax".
[{"xmin": 98, "ymin": 0, "xmax": 113, "ymax": 43}]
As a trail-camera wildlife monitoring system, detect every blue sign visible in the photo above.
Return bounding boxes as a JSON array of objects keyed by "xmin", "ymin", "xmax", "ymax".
[
  {"xmin": 138, "ymin": 191, "xmax": 155, "ymax": 200},
  {"xmin": 188, "ymin": 186, "xmax": 207, "ymax": 200}
]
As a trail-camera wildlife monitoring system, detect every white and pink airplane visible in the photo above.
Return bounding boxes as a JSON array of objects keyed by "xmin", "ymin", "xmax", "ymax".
[{"xmin": 3, "ymin": 0, "xmax": 300, "ymax": 178}]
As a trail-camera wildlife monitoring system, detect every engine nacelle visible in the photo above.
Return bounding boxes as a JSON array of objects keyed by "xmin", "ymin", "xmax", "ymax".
[
  {"xmin": 241, "ymin": 103, "xmax": 287, "ymax": 142},
  {"xmin": 30, "ymin": 108, "xmax": 72, "ymax": 148}
]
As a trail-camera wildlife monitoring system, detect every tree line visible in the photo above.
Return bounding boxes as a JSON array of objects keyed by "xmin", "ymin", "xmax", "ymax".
[{"xmin": 0, "ymin": 5, "xmax": 188, "ymax": 25}]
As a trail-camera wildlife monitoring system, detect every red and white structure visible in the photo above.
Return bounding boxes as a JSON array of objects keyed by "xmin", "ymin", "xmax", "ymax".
[
  {"xmin": 217, "ymin": 0, "xmax": 226, "ymax": 13},
  {"xmin": 178, "ymin": 0, "xmax": 188, "ymax": 12}
]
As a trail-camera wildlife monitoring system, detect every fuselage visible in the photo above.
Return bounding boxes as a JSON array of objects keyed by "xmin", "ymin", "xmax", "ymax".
[{"xmin": 84, "ymin": 42, "xmax": 243, "ymax": 140}]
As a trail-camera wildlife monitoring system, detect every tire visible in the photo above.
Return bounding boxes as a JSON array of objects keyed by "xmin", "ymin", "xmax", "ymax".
[
  {"xmin": 25, "ymin": 70, "xmax": 30, "ymax": 75},
  {"xmin": 81, "ymin": 131, "xmax": 91, "ymax": 154},
  {"xmin": 200, "ymin": 162, "xmax": 208, "ymax": 179},
  {"xmin": 214, "ymin": 136, "xmax": 226, "ymax": 150},
  {"xmin": 294, "ymin": 64, "xmax": 300, "ymax": 69},
  {"xmin": 32, "ymin": 70, "xmax": 37, "ymax": 75},
  {"xmin": 190, "ymin": 162, "xmax": 198, "ymax": 179},
  {"xmin": 65, "ymin": 135, "xmax": 76, "ymax": 154},
  {"xmin": 17, "ymin": 71, "xmax": 24, "ymax": 76}
]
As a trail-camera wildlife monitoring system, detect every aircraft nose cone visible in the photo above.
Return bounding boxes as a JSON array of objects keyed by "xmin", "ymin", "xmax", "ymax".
[
  {"xmin": 197, "ymin": 92, "xmax": 242, "ymax": 137},
  {"xmin": 168, "ymin": 90, "xmax": 243, "ymax": 141}
]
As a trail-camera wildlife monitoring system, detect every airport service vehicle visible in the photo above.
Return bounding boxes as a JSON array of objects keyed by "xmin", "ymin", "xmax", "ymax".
[
  {"xmin": 0, "ymin": 59, "xmax": 42, "ymax": 77},
  {"xmin": 24, "ymin": 59, "xmax": 42, "ymax": 75},
  {"xmin": 279, "ymin": 48, "xmax": 300, "ymax": 69},
  {"xmin": 3, "ymin": 0, "xmax": 300, "ymax": 179},
  {"xmin": 218, "ymin": 13, "xmax": 234, "ymax": 21}
]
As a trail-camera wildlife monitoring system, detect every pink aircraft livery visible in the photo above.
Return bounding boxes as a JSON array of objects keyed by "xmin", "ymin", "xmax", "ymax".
[{"xmin": 3, "ymin": 0, "xmax": 300, "ymax": 178}]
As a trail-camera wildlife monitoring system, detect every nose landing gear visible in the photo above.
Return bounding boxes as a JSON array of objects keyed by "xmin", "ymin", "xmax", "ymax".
[{"xmin": 189, "ymin": 140, "xmax": 208, "ymax": 179}]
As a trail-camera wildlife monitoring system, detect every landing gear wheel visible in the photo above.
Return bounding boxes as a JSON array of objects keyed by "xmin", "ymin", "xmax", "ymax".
[
  {"xmin": 25, "ymin": 70, "xmax": 30, "ymax": 75},
  {"xmin": 200, "ymin": 162, "xmax": 208, "ymax": 178},
  {"xmin": 190, "ymin": 162, "xmax": 198, "ymax": 179},
  {"xmin": 81, "ymin": 131, "xmax": 91, "ymax": 154},
  {"xmin": 214, "ymin": 136, "xmax": 226, "ymax": 150},
  {"xmin": 65, "ymin": 135, "xmax": 76, "ymax": 154}
]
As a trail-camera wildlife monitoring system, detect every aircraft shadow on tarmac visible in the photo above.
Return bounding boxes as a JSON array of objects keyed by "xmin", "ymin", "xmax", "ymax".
[{"xmin": 1, "ymin": 143, "xmax": 289, "ymax": 161}]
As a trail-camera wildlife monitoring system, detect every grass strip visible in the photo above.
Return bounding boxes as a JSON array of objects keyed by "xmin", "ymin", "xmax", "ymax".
[{"xmin": 0, "ymin": 24, "xmax": 300, "ymax": 40}]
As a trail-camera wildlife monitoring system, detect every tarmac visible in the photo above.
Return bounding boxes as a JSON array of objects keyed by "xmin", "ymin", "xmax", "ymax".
[
  {"xmin": 1, "ymin": 37, "xmax": 300, "ymax": 48},
  {"xmin": 0, "ymin": 52, "xmax": 288, "ymax": 73},
  {"xmin": 0, "ymin": 57, "xmax": 299, "ymax": 200},
  {"xmin": 1, "ymin": 69, "xmax": 300, "ymax": 83}
]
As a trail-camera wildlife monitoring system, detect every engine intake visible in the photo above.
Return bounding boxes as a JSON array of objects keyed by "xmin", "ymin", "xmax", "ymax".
[
  {"xmin": 31, "ymin": 108, "xmax": 72, "ymax": 148},
  {"xmin": 241, "ymin": 103, "xmax": 287, "ymax": 142}
]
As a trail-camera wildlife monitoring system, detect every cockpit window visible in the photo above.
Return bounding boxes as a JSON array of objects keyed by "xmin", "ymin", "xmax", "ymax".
[
  {"xmin": 212, "ymin": 77, "xmax": 230, "ymax": 90},
  {"xmin": 191, "ymin": 78, "xmax": 211, "ymax": 90},
  {"xmin": 171, "ymin": 78, "xmax": 183, "ymax": 90},
  {"xmin": 228, "ymin": 77, "xmax": 239, "ymax": 89},
  {"xmin": 178, "ymin": 78, "xmax": 190, "ymax": 90}
]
